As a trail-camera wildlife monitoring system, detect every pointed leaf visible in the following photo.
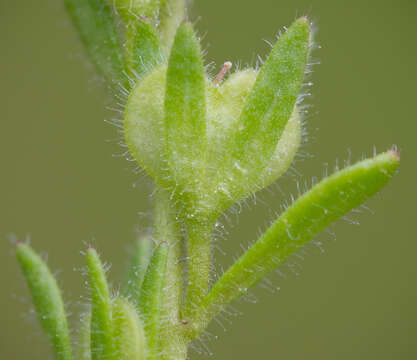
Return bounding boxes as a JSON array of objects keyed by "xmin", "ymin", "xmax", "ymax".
[
  {"xmin": 125, "ymin": 18, "xmax": 161, "ymax": 80},
  {"xmin": 65, "ymin": 0, "xmax": 124, "ymax": 83},
  {"xmin": 123, "ymin": 235, "xmax": 153, "ymax": 303},
  {"xmin": 113, "ymin": 297, "xmax": 146, "ymax": 360},
  {"xmin": 159, "ymin": 0, "xmax": 186, "ymax": 54},
  {"xmin": 112, "ymin": 0, "xmax": 162, "ymax": 21},
  {"xmin": 165, "ymin": 22, "xmax": 207, "ymax": 203},
  {"xmin": 86, "ymin": 247, "xmax": 114, "ymax": 360},
  {"xmin": 138, "ymin": 243, "xmax": 168, "ymax": 360},
  {"xmin": 258, "ymin": 107, "xmax": 302, "ymax": 188},
  {"xmin": 192, "ymin": 150, "xmax": 399, "ymax": 336},
  {"xmin": 16, "ymin": 243, "xmax": 73, "ymax": 360},
  {"xmin": 77, "ymin": 311, "xmax": 91, "ymax": 360},
  {"xmin": 227, "ymin": 17, "xmax": 311, "ymax": 198}
]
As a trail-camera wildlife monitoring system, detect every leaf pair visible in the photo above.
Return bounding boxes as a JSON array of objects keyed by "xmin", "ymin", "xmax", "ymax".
[
  {"xmin": 187, "ymin": 150, "xmax": 400, "ymax": 336},
  {"xmin": 86, "ymin": 244, "xmax": 168, "ymax": 360},
  {"xmin": 16, "ymin": 240, "xmax": 169, "ymax": 360},
  {"xmin": 125, "ymin": 18, "xmax": 311, "ymax": 219}
]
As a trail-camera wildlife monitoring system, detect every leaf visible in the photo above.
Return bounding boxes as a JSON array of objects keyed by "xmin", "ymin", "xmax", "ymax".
[
  {"xmin": 65, "ymin": 0, "xmax": 124, "ymax": 83},
  {"xmin": 191, "ymin": 150, "xmax": 400, "ymax": 336},
  {"xmin": 225, "ymin": 17, "xmax": 311, "ymax": 199},
  {"xmin": 258, "ymin": 107, "xmax": 302, "ymax": 188},
  {"xmin": 125, "ymin": 18, "xmax": 162, "ymax": 80},
  {"xmin": 138, "ymin": 243, "xmax": 169, "ymax": 360},
  {"xmin": 16, "ymin": 243, "xmax": 73, "ymax": 360},
  {"xmin": 77, "ymin": 311, "xmax": 91, "ymax": 360},
  {"xmin": 113, "ymin": 297, "xmax": 146, "ymax": 360},
  {"xmin": 159, "ymin": 0, "xmax": 186, "ymax": 54},
  {"xmin": 164, "ymin": 22, "xmax": 207, "ymax": 208},
  {"xmin": 112, "ymin": 0, "xmax": 162, "ymax": 21},
  {"xmin": 123, "ymin": 235, "xmax": 153, "ymax": 303},
  {"xmin": 86, "ymin": 247, "xmax": 114, "ymax": 360}
]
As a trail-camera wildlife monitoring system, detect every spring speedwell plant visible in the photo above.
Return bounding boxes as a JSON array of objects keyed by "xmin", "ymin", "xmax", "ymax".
[{"xmin": 15, "ymin": 1, "xmax": 400, "ymax": 360}]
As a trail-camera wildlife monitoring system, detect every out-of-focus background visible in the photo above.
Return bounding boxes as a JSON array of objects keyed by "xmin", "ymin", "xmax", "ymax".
[{"xmin": 1, "ymin": 0, "xmax": 416, "ymax": 359}]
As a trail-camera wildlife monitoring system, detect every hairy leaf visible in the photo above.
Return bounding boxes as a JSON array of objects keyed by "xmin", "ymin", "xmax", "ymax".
[
  {"xmin": 77, "ymin": 311, "xmax": 91, "ymax": 360},
  {"xmin": 165, "ymin": 22, "xmax": 207, "ymax": 209},
  {"xmin": 225, "ymin": 17, "xmax": 311, "ymax": 200},
  {"xmin": 123, "ymin": 235, "xmax": 153, "ymax": 303},
  {"xmin": 86, "ymin": 247, "xmax": 114, "ymax": 360},
  {"xmin": 192, "ymin": 150, "xmax": 400, "ymax": 335},
  {"xmin": 138, "ymin": 243, "xmax": 168, "ymax": 359},
  {"xmin": 125, "ymin": 18, "xmax": 161, "ymax": 80},
  {"xmin": 159, "ymin": 0, "xmax": 186, "ymax": 54},
  {"xmin": 65, "ymin": 0, "xmax": 124, "ymax": 83},
  {"xmin": 16, "ymin": 243, "xmax": 73, "ymax": 360},
  {"xmin": 113, "ymin": 297, "xmax": 146, "ymax": 360},
  {"xmin": 111, "ymin": 0, "xmax": 162, "ymax": 21}
]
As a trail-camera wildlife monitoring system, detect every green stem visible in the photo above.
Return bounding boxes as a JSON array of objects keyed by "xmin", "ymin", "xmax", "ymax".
[
  {"xmin": 154, "ymin": 186, "xmax": 188, "ymax": 360},
  {"xmin": 183, "ymin": 217, "xmax": 215, "ymax": 323}
]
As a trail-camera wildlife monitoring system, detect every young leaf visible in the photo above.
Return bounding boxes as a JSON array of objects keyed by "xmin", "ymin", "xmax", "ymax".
[
  {"xmin": 226, "ymin": 17, "xmax": 311, "ymax": 199},
  {"xmin": 138, "ymin": 243, "xmax": 169, "ymax": 359},
  {"xmin": 113, "ymin": 297, "xmax": 146, "ymax": 360},
  {"xmin": 65, "ymin": 0, "xmax": 124, "ymax": 83},
  {"xmin": 112, "ymin": 0, "xmax": 162, "ymax": 21},
  {"xmin": 159, "ymin": 0, "xmax": 186, "ymax": 54},
  {"xmin": 77, "ymin": 311, "xmax": 91, "ymax": 360},
  {"xmin": 16, "ymin": 243, "xmax": 73, "ymax": 360},
  {"xmin": 125, "ymin": 18, "xmax": 161, "ymax": 80},
  {"xmin": 165, "ymin": 21, "xmax": 207, "ymax": 206},
  {"xmin": 86, "ymin": 247, "xmax": 114, "ymax": 360},
  {"xmin": 258, "ymin": 107, "xmax": 302, "ymax": 188},
  {"xmin": 191, "ymin": 150, "xmax": 400, "ymax": 336},
  {"xmin": 123, "ymin": 235, "xmax": 153, "ymax": 303}
]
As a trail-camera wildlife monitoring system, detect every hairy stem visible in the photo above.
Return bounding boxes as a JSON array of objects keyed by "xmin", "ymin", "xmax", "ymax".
[
  {"xmin": 183, "ymin": 217, "xmax": 215, "ymax": 323},
  {"xmin": 154, "ymin": 186, "xmax": 188, "ymax": 360}
]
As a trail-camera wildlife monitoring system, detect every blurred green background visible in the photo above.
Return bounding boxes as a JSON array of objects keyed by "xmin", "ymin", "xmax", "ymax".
[{"xmin": 1, "ymin": 0, "xmax": 416, "ymax": 359}]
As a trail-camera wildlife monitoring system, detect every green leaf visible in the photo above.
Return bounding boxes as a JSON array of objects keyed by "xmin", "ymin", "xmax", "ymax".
[
  {"xmin": 113, "ymin": 297, "xmax": 146, "ymax": 360},
  {"xmin": 225, "ymin": 17, "xmax": 311, "ymax": 199},
  {"xmin": 16, "ymin": 243, "xmax": 73, "ymax": 360},
  {"xmin": 159, "ymin": 0, "xmax": 186, "ymax": 54},
  {"xmin": 165, "ymin": 22, "xmax": 207, "ymax": 210},
  {"xmin": 258, "ymin": 107, "xmax": 302, "ymax": 188},
  {"xmin": 77, "ymin": 311, "xmax": 91, "ymax": 360},
  {"xmin": 191, "ymin": 150, "xmax": 399, "ymax": 336},
  {"xmin": 112, "ymin": 0, "xmax": 162, "ymax": 21},
  {"xmin": 125, "ymin": 18, "xmax": 162, "ymax": 80},
  {"xmin": 138, "ymin": 243, "xmax": 169, "ymax": 359},
  {"xmin": 65, "ymin": 0, "xmax": 124, "ymax": 83},
  {"xmin": 86, "ymin": 247, "xmax": 114, "ymax": 360},
  {"xmin": 123, "ymin": 235, "xmax": 153, "ymax": 303}
]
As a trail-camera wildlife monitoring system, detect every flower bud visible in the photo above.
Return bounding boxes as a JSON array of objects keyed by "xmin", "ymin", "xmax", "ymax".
[{"xmin": 125, "ymin": 18, "xmax": 311, "ymax": 218}]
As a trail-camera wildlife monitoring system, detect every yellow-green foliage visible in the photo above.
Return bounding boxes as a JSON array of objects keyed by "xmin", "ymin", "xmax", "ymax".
[{"xmin": 15, "ymin": 2, "xmax": 400, "ymax": 360}]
